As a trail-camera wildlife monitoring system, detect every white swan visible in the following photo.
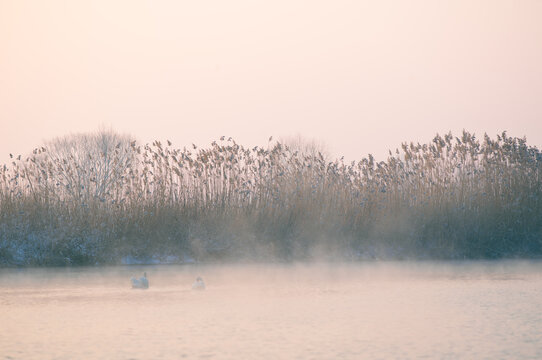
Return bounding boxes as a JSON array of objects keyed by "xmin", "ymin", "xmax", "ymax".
[
  {"xmin": 192, "ymin": 276, "xmax": 205, "ymax": 290},
  {"xmin": 131, "ymin": 272, "xmax": 149, "ymax": 289}
]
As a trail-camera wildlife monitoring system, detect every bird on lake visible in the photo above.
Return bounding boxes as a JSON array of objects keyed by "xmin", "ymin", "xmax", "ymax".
[
  {"xmin": 192, "ymin": 276, "xmax": 205, "ymax": 290},
  {"xmin": 131, "ymin": 272, "xmax": 149, "ymax": 289}
]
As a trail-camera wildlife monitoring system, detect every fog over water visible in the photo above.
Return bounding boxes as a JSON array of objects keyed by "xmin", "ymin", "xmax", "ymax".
[{"xmin": 1, "ymin": 261, "xmax": 542, "ymax": 359}]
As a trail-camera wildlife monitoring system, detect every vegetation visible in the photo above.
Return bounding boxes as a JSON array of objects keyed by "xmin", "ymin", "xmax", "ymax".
[{"xmin": 1, "ymin": 129, "xmax": 541, "ymax": 266}]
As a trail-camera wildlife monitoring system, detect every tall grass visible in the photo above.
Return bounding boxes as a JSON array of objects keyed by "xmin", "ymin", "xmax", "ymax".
[{"xmin": 1, "ymin": 130, "xmax": 541, "ymax": 265}]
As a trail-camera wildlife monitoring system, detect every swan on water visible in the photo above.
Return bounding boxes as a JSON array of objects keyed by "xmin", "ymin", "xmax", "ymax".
[
  {"xmin": 131, "ymin": 272, "xmax": 149, "ymax": 289},
  {"xmin": 192, "ymin": 276, "xmax": 205, "ymax": 290}
]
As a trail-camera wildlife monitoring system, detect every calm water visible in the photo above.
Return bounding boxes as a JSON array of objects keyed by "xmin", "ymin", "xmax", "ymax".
[{"xmin": 1, "ymin": 261, "xmax": 542, "ymax": 359}]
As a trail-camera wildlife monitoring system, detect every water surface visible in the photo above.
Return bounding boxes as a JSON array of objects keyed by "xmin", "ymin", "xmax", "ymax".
[{"xmin": 1, "ymin": 261, "xmax": 542, "ymax": 359}]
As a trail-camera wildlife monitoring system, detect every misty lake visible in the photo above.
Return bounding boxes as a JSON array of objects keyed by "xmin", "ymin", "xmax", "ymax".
[{"xmin": 1, "ymin": 261, "xmax": 542, "ymax": 359}]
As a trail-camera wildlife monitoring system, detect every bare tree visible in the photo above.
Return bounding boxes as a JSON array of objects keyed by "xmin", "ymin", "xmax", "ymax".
[
  {"xmin": 279, "ymin": 134, "xmax": 331, "ymax": 161},
  {"xmin": 43, "ymin": 129, "xmax": 136, "ymax": 203}
]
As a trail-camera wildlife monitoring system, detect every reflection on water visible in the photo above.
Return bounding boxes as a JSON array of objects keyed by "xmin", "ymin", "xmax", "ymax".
[{"xmin": 1, "ymin": 261, "xmax": 542, "ymax": 359}]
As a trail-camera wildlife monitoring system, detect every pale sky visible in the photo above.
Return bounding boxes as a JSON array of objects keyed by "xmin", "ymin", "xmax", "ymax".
[{"xmin": 1, "ymin": 0, "xmax": 541, "ymax": 165}]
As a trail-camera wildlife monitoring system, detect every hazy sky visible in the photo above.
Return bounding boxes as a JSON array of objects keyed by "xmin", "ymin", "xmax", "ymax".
[{"xmin": 1, "ymin": 0, "xmax": 541, "ymax": 164}]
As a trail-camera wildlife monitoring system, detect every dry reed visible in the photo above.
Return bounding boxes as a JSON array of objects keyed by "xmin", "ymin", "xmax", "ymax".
[{"xmin": 0, "ymin": 130, "xmax": 540, "ymax": 265}]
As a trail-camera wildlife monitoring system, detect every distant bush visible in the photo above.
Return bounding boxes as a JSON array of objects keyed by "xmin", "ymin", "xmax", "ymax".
[{"xmin": 1, "ymin": 129, "xmax": 541, "ymax": 266}]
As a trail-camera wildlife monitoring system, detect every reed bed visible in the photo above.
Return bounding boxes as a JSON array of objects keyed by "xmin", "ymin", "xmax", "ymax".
[{"xmin": 0, "ymin": 130, "xmax": 541, "ymax": 265}]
